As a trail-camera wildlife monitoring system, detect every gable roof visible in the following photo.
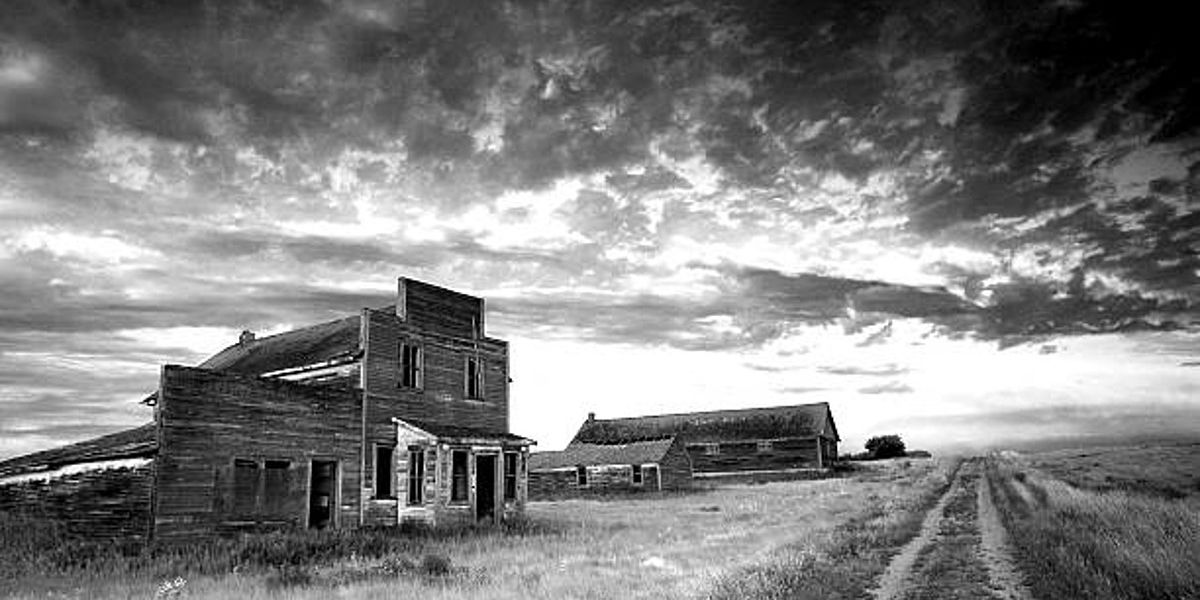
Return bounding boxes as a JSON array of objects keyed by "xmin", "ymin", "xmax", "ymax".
[
  {"xmin": 528, "ymin": 437, "xmax": 677, "ymax": 470},
  {"xmin": 199, "ymin": 315, "xmax": 361, "ymax": 375},
  {"xmin": 572, "ymin": 402, "xmax": 838, "ymax": 445},
  {"xmin": 0, "ymin": 423, "xmax": 157, "ymax": 479}
]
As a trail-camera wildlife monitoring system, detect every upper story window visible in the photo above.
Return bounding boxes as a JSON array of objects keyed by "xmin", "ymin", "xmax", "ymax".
[
  {"xmin": 400, "ymin": 342, "xmax": 423, "ymax": 388},
  {"xmin": 465, "ymin": 356, "xmax": 484, "ymax": 400}
]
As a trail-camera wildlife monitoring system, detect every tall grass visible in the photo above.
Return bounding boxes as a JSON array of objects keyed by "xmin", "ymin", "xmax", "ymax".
[
  {"xmin": 988, "ymin": 456, "xmax": 1200, "ymax": 600},
  {"xmin": 707, "ymin": 458, "xmax": 958, "ymax": 600}
]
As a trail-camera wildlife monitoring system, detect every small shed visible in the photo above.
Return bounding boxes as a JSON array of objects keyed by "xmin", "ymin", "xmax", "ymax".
[{"xmin": 527, "ymin": 436, "xmax": 691, "ymax": 498}]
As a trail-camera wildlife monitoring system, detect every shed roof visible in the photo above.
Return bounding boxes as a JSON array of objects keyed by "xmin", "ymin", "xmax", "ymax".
[
  {"xmin": 397, "ymin": 418, "xmax": 534, "ymax": 445},
  {"xmin": 528, "ymin": 437, "xmax": 676, "ymax": 470},
  {"xmin": 199, "ymin": 315, "xmax": 361, "ymax": 375},
  {"xmin": 0, "ymin": 423, "xmax": 157, "ymax": 479},
  {"xmin": 572, "ymin": 402, "xmax": 838, "ymax": 445}
]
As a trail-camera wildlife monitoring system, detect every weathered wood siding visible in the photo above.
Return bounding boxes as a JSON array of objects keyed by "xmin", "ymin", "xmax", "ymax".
[
  {"xmin": 155, "ymin": 366, "xmax": 361, "ymax": 542},
  {"xmin": 529, "ymin": 463, "xmax": 664, "ymax": 499},
  {"xmin": 360, "ymin": 305, "xmax": 509, "ymax": 511},
  {"xmin": 394, "ymin": 426, "xmax": 529, "ymax": 526},
  {"xmin": 399, "ymin": 278, "xmax": 486, "ymax": 339},
  {"xmin": 0, "ymin": 464, "xmax": 153, "ymax": 545},
  {"xmin": 658, "ymin": 437, "xmax": 694, "ymax": 490},
  {"xmin": 686, "ymin": 436, "xmax": 820, "ymax": 474}
]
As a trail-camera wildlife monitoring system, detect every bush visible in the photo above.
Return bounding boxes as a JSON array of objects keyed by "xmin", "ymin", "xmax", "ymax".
[{"xmin": 865, "ymin": 435, "xmax": 906, "ymax": 459}]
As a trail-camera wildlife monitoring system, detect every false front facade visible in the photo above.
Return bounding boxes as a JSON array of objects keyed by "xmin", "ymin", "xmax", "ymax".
[{"xmin": 0, "ymin": 277, "xmax": 534, "ymax": 544}]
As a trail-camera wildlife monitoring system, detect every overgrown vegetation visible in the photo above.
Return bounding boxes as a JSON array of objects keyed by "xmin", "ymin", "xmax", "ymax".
[
  {"xmin": 987, "ymin": 454, "xmax": 1200, "ymax": 600},
  {"xmin": 707, "ymin": 458, "xmax": 958, "ymax": 600}
]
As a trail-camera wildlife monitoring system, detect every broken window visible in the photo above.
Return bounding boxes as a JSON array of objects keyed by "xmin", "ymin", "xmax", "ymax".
[
  {"xmin": 503, "ymin": 452, "xmax": 518, "ymax": 501},
  {"xmin": 400, "ymin": 342, "xmax": 422, "ymax": 388},
  {"xmin": 407, "ymin": 448, "xmax": 425, "ymax": 505},
  {"xmin": 631, "ymin": 464, "xmax": 643, "ymax": 485},
  {"xmin": 576, "ymin": 465, "xmax": 588, "ymax": 487},
  {"xmin": 375, "ymin": 445, "xmax": 394, "ymax": 499},
  {"xmin": 233, "ymin": 458, "xmax": 259, "ymax": 514},
  {"xmin": 451, "ymin": 450, "xmax": 469, "ymax": 502},
  {"xmin": 465, "ymin": 356, "xmax": 484, "ymax": 399},
  {"xmin": 263, "ymin": 460, "xmax": 290, "ymax": 515}
]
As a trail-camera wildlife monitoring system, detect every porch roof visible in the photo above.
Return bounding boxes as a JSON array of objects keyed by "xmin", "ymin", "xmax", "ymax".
[{"xmin": 394, "ymin": 418, "xmax": 535, "ymax": 446}]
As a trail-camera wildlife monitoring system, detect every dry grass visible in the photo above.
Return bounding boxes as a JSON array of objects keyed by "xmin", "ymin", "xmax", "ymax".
[
  {"xmin": 1, "ymin": 459, "xmax": 951, "ymax": 600},
  {"xmin": 706, "ymin": 458, "xmax": 958, "ymax": 600},
  {"xmin": 987, "ymin": 452, "xmax": 1200, "ymax": 600},
  {"xmin": 1024, "ymin": 441, "xmax": 1200, "ymax": 503}
]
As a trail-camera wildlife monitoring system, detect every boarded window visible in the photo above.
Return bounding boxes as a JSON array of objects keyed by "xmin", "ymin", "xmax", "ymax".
[
  {"xmin": 465, "ymin": 356, "xmax": 484, "ymax": 399},
  {"xmin": 407, "ymin": 448, "xmax": 425, "ymax": 505},
  {"xmin": 756, "ymin": 440, "xmax": 773, "ymax": 453},
  {"xmin": 233, "ymin": 458, "xmax": 259, "ymax": 514},
  {"xmin": 503, "ymin": 452, "xmax": 518, "ymax": 500},
  {"xmin": 375, "ymin": 446, "xmax": 394, "ymax": 499},
  {"xmin": 631, "ymin": 464, "xmax": 643, "ymax": 485},
  {"xmin": 576, "ymin": 465, "xmax": 588, "ymax": 487},
  {"xmin": 451, "ymin": 450, "xmax": 469, "ymax": 502},
  {"xmin": 400, "ymin": 343, "xmax": 422, "ymax": 388},
  {"xmin": 263, "ymin": 460, "xmax": 290, "ymax": 515}
]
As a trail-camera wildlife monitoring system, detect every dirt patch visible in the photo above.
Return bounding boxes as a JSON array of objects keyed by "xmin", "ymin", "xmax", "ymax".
[{"xmin": 977, "ymin": 475, "xmax": 1034, "ymax": 600}]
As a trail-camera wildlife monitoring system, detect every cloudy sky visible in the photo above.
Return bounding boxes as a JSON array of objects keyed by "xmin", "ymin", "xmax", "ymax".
[{"xmin": 1, "ymin": 0, "xmax": 1196, "ymax": 459}]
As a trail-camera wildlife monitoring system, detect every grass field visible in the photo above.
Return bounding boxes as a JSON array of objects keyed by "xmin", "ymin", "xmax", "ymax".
[
  {"xmin": 0, "ymin": 458, "xmax": 951, "ymax": 600},
  {"xmin": 986, "ymin": 442, "xmax": 1200, "ymax": 600}
]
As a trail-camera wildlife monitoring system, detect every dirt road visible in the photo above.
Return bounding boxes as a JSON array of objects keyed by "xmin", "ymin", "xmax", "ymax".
[{"xmin": 870, "ymin": 457, "xmax": 1035, "ymax": 600}]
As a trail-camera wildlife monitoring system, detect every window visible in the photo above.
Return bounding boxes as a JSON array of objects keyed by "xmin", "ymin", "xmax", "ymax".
[
  {"xmin": 400, "ymin": 343, "xmax": 422, "ymax": 388},
  {"xmin": 263, "ymin": 460, "xmax": 290, "ymax": 514},
  {"xmin": 576, "ymin": 465, "xmax": 588, "ymax": 487},
  {"xmin": 703, "ymin": 443, "xmax": 721, "ymax": 456},
  {"xmin": 451, "ymin": 450, "xmax": 469, "ymax": 502},
  {"xmin": 465, "ymin": 356, "xmax": 484, "ymax": 399},
  {"xmin": 233, "ymin": 458, "xmax": 259, "ymax": 514},
  {"xmin": 503, "ymin": 452, "xmax": 518, "ymax": 501},
  {"xmin": 756, "ymin": 440, "xmax": 773, "ymax": 453},
  {"xmin": 407, "ymin": 448, "xmax": 425, "ymax": 505},
  {"xmin": 375, "ymin": 445, "xmax": 394, "ymax": 499},
  {"xmin": 631, "ymin": 464, "xmax": 643, "ymax": 485}
]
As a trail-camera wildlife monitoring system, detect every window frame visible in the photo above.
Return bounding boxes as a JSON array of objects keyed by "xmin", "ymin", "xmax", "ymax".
[
  {"xmin": 575, "ymin": 464, "xmax": 588, "ymax": 487},
  {"xmin": 503, "ymin": 452, "xmax": 518, "ymax": 501},
  {"xmin": 756, "ymin": 440, "xmax": 773, "ymax": 453},
  {"xmin": 399, "ymin": 341, "xmax": 423, "ymax": 389},
  {"xmin": 702, "ymin": 442, "xmax": 721, "ymax": 456},
  {"xmin": 464, "ymin": 355, "xmax": 484, "ymax": 400},
  {"xmin": 631, "ymin": 463, "xmax": 643, "ymax": 485},
  {"xmin": 450, "ymin": 449, "xmax": 469, "ymax": 503},
  {"xmin": 406, "ymin": 448, "xmax": 425, "ymax": 506}
]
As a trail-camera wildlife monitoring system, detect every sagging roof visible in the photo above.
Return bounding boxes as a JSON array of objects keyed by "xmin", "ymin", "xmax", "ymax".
[
  {"xmin": 572, "ymin": 402, "xmax": 839, "ymax": 445},
  {"xmin": 396, "ymin": 418, "xmax": 534, "ymax": 445},
  {"xmin": 528, "ymin": 437, "xmax": 677, "ymax": 470},
  {"xmin": 0, "ymin": 423, "xmax": 157, "ymax": 479},
  {"xmin": 199, "ymin": 314, "xmax": 361, "ymax": 375}
]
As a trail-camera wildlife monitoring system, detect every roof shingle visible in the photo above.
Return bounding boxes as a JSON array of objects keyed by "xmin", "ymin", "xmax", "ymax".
[
  {"xmin": 572, "ymin": 402, "xmax": 837, "ymax": 444},
  {"xmin": 528, "ymin": 438, "xmax": 676, "ymax": 470}
]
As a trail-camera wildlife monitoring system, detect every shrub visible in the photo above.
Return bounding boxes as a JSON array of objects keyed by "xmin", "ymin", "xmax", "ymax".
[{"xmin": 865, "ymin": 435, "xmax": 907, "ymax": 459}]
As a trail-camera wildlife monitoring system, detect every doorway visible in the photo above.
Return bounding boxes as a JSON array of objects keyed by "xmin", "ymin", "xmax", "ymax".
[
  {"xmin": 475, "ymin": 454, "xmax": 496, "ymax": 522},
  {"xmin": 308, "ymin": 460, "xmax": 337, "ymax": 529}
]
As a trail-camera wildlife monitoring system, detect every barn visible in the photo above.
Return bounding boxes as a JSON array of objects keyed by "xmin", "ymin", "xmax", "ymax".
[
  {"xmin": 0, "ymin": 277, "xmax": 535, "ymax": 544},
  {"xmin": 528, "ymin": 403, "xmax": 838, "ymax": 497}
]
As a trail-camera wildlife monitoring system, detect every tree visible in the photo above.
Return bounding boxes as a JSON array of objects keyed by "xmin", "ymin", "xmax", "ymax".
[{"xmin": 865, "ymin": 434, "xmax": 906, "ymax": 459}]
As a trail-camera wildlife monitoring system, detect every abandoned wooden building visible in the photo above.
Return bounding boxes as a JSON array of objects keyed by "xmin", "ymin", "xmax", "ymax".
[
  {"xmin": 0, "ymin": 278, "xmax": 535, "ymax": 544},
  {"xmin": 528, "ymin": 403, "xmax": 839, "ymax": 497},
  {"xmin": 527, "ymin": 435, "xmax": 692, "ymax": 497}
]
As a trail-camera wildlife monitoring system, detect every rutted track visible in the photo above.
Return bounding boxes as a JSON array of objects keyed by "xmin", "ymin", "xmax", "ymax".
[{"xmin": 871, "ymin": 457, "xmax": 1035, "ymax": 600}]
